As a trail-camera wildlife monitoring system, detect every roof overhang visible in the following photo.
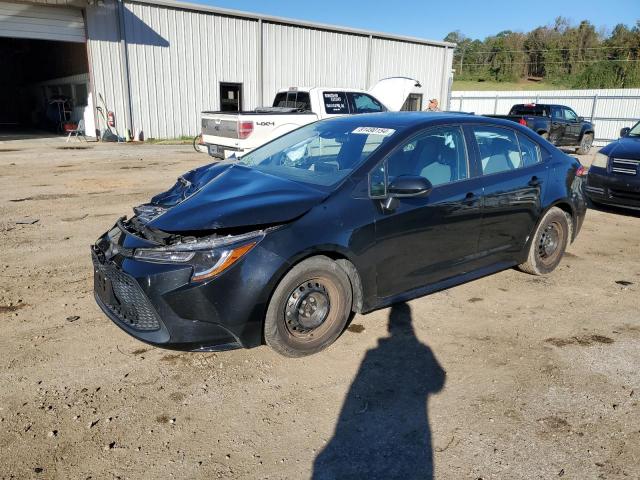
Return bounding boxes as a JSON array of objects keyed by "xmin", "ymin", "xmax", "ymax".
[{"xmin": 128, "ymin": 0, "xmax": 456, "ymax": 49}]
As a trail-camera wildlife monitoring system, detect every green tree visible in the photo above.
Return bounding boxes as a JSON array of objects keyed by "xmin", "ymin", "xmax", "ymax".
[{"xmin": 445, "ymin": 18, "xmax": 640, "ymax": 88}]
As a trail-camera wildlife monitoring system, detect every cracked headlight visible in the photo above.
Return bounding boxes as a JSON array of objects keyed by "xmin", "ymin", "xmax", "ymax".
[{"xmin": 133, "ymin": 230, "xmax": 264, "ymax": 282}]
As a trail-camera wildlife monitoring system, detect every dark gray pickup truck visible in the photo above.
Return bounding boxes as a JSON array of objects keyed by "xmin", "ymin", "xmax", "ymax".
[{"xmin": 486, "ymin": 104, "xmax": 595, "ymax": 154}]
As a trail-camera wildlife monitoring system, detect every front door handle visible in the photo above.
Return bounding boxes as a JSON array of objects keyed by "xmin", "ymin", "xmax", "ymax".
[{"xmin": 528, "ymin": 176, "xmax": 542, "ymax": 187}]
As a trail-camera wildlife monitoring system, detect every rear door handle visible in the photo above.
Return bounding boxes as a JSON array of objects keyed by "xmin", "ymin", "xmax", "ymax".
[{"xmin": 528, "ymin": 176, "xmax": 542, "ymax": 187}]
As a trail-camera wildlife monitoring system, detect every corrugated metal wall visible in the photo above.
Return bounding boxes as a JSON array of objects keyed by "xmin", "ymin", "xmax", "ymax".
[
  {"xmin": 450, "ymin": 88, "xmax": 640, "ymax": 146},
  {"xmin": 85, "ymin": 0, "xmax": 453, "ymax": 139},
  {"xmin": 369, "ymin": 38, "xmax": 450, "ymax": 106},
  {"xmin": 85, "ymin": 1, "xmax": 129, "ymax": 138},
  {"xmin": 124, "ymin": 2, "xmax": 259, "ymax": 138},
  {"xmin": 262, "ymin": 23, "xmax": 369, "ymax": 98}
]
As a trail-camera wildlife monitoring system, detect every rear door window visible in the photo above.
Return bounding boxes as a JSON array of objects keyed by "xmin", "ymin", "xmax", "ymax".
[
  {"xmin": 473, "ymin": 126, "xmax": 522, "ymax": 174},
  {"xmin": 348, "ymin": 93, "xmax": 386, "ymax": 114},
  {"xmin": 474, "ymin": 126, "xmax": 543, "ymax": 174},
  {"xmin": 323, "ymin": 92, "xmax": 350, "ymax": 114}
]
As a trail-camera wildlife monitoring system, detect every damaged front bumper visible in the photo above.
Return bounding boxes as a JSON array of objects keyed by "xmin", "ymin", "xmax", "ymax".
[{"xmin": 91, "ymin": 219, "xmax": 286, "ymax": 351}]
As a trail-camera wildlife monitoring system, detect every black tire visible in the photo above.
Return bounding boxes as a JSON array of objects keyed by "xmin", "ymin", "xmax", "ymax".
[
  {"xmin": 518, "ymin": 207, "xmax": 570, "ymax": 276},
  {"xmin": 576, "ymin": 133, "xmax": 593, "ymax": 155},
  {"xmin": 264, "ymin": 256, "xmax": 353, "ymax": 357}
]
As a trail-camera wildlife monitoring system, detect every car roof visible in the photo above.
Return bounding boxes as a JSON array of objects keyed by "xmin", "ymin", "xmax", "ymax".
[
  {"xmin": 511, "ymin": 103, "xmax": 566, "ymax": 108},
  {"xmin": 319, "ymin": 111, "xmax": 528, "ymax": 132},
  {"xmin": 276, "ymin": 87, "xmax": 366, "ymax": 94}
]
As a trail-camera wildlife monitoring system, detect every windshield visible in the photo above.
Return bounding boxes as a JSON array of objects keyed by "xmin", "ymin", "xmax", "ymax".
[
  {"xmin": 237, "ymin": 120, "xmax": 399, "ymax": 187},
  {"xmin": 629, "ymin": 121, "xmax": 640, "ymax": 137}
]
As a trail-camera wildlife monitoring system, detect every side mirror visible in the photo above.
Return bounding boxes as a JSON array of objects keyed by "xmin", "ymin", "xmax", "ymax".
[
  {"xmin": 382, "ymin": 175, "xmax": 432, "ymax": 211},
  {"xmin": 620, "ymin": 127, "xmax": 631, "ymax": 138},
  {"xmin": 388, "ymin": 175, "xmax": 433, "ymax": 198}
]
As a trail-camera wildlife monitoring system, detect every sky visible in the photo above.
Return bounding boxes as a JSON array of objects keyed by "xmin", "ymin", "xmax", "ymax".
[{"xmin": 190, "ymin": 0, "xmax": 639, "ymax": 42}]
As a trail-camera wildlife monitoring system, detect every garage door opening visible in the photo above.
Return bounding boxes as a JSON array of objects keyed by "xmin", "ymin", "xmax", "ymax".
[{"xmin": 0, "ymin": 37, "xmax": 90, "ymax": 140}]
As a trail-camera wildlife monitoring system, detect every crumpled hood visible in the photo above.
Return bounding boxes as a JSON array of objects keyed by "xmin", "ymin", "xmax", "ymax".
[
  {"xmin": 146, "ymin": 163, "xmax": 329, "ymax": 232},
  {"xmin": 601, "ymin": 137, "xmax": 640, "ymax": 159}
]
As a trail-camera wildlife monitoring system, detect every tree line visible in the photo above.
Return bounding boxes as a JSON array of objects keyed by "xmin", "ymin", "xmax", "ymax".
[{"xmin": 445, "ymin": 18, "xmax": 640, "ymax": 88}]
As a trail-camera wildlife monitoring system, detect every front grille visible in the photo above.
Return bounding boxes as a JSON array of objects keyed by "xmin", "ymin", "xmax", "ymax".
[
  {"xmin": 609, "ymin": 188, "xmax": 640, "ymax": 202},
  {"xmin": 92, "ymin": 254, "xmax": 161, "ymax": 331},
  {"xmin": 611, "ymin": 158, "xmax": 639, "ymax": 176}
]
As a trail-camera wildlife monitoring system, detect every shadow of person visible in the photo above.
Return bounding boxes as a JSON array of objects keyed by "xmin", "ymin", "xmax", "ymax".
[{"xmin": 313, "ymin": 302, "xmax": 446, "ymax": 480}]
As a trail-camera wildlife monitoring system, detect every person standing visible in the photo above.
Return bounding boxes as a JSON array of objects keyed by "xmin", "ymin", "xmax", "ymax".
[{"xmin": 426, "ymin": 98, "xmax": 441, "ymax": 111}]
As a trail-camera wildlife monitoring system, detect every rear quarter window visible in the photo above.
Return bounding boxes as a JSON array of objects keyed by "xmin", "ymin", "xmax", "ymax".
[{"xmin": 517, "ymin": 133, "xmax": 542, "ymax": 167}]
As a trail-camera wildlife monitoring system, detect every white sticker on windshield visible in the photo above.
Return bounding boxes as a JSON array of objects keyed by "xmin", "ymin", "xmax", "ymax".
[{"xmin": 352, "ymin": 127, "xmax": 396, "ymax": 137}]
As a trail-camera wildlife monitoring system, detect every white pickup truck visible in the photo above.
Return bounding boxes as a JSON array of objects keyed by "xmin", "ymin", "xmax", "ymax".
[{"xmin": 201, "ymin": 77, "xmax": 421, "ymax": 159}]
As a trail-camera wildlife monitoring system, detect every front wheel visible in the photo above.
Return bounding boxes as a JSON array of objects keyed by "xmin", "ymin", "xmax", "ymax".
[
  {"xmin": 576, "ymin": 133, "xmax": 593, "ymax": 155},
  {"xmin": 264, "ymin": 256, "xmax": 353, "ymax": 357},
  {"xmin": 518, "ymin": 207, "xmax": 570, "ymax": 276}
]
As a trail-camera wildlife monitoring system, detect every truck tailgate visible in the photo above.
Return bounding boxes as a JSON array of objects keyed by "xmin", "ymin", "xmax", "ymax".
[{"xmin": 201, "ymin": 113, "xmax": 240, "ymax": 139}]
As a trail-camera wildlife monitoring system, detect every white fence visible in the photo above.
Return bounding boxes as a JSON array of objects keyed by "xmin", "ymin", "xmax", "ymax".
[{"xmin": 449, "ymin": 88, "xmax": 640, "ymax": 146}]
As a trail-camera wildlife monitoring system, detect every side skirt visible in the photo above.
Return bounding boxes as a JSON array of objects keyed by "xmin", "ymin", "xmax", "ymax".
[{"xmin": 364, "ymin": 260, "xmax": 518, "ymax": 314}]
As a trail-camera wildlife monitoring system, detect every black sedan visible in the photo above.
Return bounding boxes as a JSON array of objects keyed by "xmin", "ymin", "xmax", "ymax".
[
  {"xmin": 92, "ymin": 113, "xmax": 587, "ymax": 357},
  {"xmin": 585, "ymin": 121, "xmax": 640, "ymax": 210}
]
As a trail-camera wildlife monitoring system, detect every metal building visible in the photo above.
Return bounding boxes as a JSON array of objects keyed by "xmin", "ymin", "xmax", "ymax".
[{"xmin": 1, "ymin": 0, "xmax": 454, "ymax": 140}]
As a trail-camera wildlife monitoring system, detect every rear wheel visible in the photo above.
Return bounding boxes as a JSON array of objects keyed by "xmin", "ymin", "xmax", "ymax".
[
  {"xmin": 576, "ymin": 133, "xmax": 593, "ymax": 155},
  {"xmin": 518, "ymin": 207, "xmax": 569, "ymax": 276},
  {"xmin": 264, "ymin": 256, "xmax": 353, "ymax": 357}
]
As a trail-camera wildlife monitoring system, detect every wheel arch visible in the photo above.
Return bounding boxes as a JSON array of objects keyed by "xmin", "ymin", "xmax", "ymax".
[
  {"xmin": 262, "ymin": 247, "xmax": 365, "ymax": 329},
  {"xmin": 541, "ymin": 200, "xmax": 575, "ymax": 242},
  {"xmin": 579, "ymin": 129, "xmax": 594, "ymax": 140}
]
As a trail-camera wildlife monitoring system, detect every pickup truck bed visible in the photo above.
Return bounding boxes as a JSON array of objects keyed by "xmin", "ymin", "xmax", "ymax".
[
  {"xmin": 484, "ymin": 104, "xmax": 595, "ymax": 155},
  {"xmin": 201, "ymin": 77, "xmax": 421, "ymax": 159}
]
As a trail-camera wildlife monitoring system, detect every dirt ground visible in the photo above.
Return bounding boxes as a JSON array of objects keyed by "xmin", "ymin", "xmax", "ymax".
[{"xmin": 1, "ymin": 138, "xmax": 639, "ymax": 480}]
